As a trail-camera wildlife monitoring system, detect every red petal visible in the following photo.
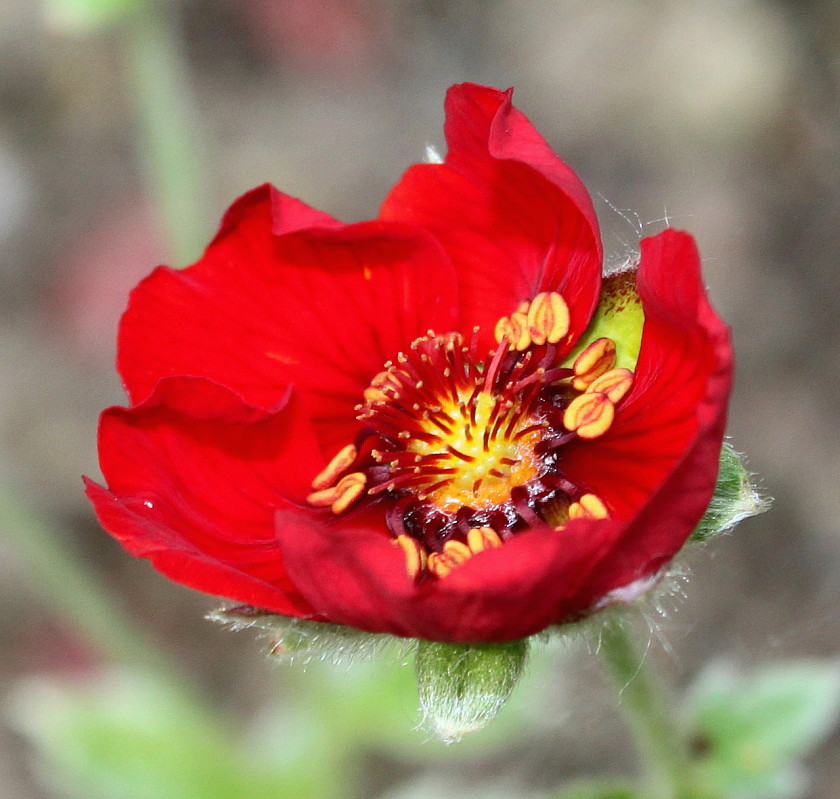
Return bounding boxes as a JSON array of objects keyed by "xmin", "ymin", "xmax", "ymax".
[
  {"xmin": 87, "ymin": 376, "xmax": 326, "ymax": 616},
  {"xmin": 119, "ymin": 185, "xmax": 458, "ymax": 451},
  {"xmin": 561, "ymin": 230, "xmax": 732, "ymax": 600},
  {"xmin": 276, "ymin": 508, "xmax": 619, "ymax": 643},
  {"xmin": 380, "ymin": 83, "xmax": 602, "ymax": 353}
]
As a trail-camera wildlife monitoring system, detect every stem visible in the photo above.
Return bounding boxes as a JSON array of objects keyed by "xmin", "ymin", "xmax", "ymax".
[
  {"xmin": 124, "ymin": 1, "xmax": 211, "ymax": 266},
  {"xmin": 598, "ymin": 616, "xmax": 702, "ymax": 799}
]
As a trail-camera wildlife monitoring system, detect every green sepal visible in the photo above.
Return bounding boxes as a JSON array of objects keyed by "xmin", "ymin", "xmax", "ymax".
[
  {"xmin": 414, "ymin": 638, "xmax": 528, "ymax": 743},
  {"xmin": 44, "ymin": 0, "xmax": 147, "ymax": 32},
  {"xmin": 207, "ymin": 605, "xmax": 401, "ymax": 666},
  {"xmin": 565, "ymin": 269, "xmax": 644, "ymax": 372},
  {"xmin": 690, "ymin": 443, "xmax": 768, "ymax": 543}
]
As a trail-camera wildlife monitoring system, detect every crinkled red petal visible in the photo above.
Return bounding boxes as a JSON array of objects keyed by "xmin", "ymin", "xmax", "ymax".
[
  {"xmin": 118, "ymin": 184, "xmax": 459, "ymax": 453},
  {"xmin": 86, "ymin": 376, "xmax": 326, "ymax": 617},
  {"xmin": 561, "ymin": 229, "xmax": 732, "ymax": 601},
  {"xmin": 276, "ymin": 507, "xmax": 619, "ymax": 642},
  {"xmin": 380, "ymin": 83, "xmax": 602, "ymax": 353}
]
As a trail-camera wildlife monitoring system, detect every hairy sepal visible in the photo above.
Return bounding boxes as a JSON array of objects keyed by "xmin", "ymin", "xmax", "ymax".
[
  {"xmin": 690, "ymin": 443, "xmax": 768, "ymax": 543},
  {"xmin": 208, "ymin": 605, "xmax": 403, "ymax": 666}
]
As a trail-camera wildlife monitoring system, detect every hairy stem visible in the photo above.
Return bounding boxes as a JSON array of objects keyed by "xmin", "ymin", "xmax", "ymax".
[
  {"xmin": 598, "ymin": 616, "xmax": 705, "ymax": 799},
  {"xmin": 124, "ymin": 1, "xmax": 211, "ymax": 266}
]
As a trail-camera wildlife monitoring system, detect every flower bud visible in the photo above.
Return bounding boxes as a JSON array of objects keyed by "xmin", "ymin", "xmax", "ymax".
[{"xmin": 415, "ymin": 639, "xmax": 528, "ymax": 743}]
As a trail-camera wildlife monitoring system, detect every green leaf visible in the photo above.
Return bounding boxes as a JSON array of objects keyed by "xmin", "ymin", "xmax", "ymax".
[
  {"xmin": 686, "ymin": 661, "xmax": 840, "ymax": 799},
  {"xmin": 43, "ymin": 0, "xmax": 147, "ymax": 33},
  {"xmin": 8, "ymin": 670, "xmax": 338, "ymax": 799},
  {"xmin": 415, "ymin": 639, "xmax": 528, "ymax": 742},
  {"xmin": 690, "ymin": 443, "xmax": 768, "ymax": 543}
]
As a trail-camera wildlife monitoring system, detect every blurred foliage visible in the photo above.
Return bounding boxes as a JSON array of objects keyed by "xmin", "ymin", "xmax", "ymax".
[
  {"xmin": 10, "ymin": 646, "xmax": 839, "ymax": 799},
  {"xmin": 7, "ymin": 647, "xmax": 547, "ymax": 799},
  {"xmin": 685, "ymin": 661, "xmax": 840, "ymax": 799},
  {"xmin": 554, "ymin": 784, "xmax": 640, "ymax": 799},
  {"xmin": 43, "ymin": 0, "xmax": 147, "ymax": 32}
]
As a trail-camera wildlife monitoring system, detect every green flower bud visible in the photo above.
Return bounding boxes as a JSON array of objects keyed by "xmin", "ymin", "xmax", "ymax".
[{"xmin": 415, "ymin": 639, "xmax": 529, "ymax": 743}]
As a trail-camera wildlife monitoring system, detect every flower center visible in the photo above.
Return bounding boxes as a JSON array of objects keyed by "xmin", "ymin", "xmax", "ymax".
[
  {"xmin": 404, "ymin": 390, "xmax": 542, "ymax": 513},
  {"xmin": 306, "ymin": 292, "xmax": 635, "ymax": 581}
]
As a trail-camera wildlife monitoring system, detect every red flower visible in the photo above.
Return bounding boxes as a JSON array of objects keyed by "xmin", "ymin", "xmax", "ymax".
[{"xmin": 86, "ymin": 84, "xmax": 732, "ymax": 643}]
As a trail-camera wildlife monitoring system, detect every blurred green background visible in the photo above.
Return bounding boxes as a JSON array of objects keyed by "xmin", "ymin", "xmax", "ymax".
[{"xmin": 1, "ymin": 0, "xmax": 839, "ymax": 797}]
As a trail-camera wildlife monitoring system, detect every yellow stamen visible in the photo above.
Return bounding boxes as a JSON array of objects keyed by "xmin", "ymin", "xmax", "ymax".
[
  {"xmin": 572, "ymin": 337, "xmax": 616, "ymax": 390},
  {"xmin": 394, "ymin": 534, "xmax": 426, "ymax": 579},
  {"xmin": 586, "ymin": 368, "xmax": 634, "ymax": 404},
  {"xmin": 310, "ymin": 443, "xmax": 358, "ymax": 491},
  {"xmin": 306, "ymin": 472, "xmax": 367, "ymax": 514},
  {"xmin": 568, "ymin": 493, "xmax": 609, "ymax": 520},
  {"xmin": 495, "ymin": 303, "xmax": 534, "ymax": 350},
  {"xmin": 563, "ymin": 392, "xmax": 615, "ymax": 439},
  {"xmin": 527, "ymin": 292, "xmax": 570, "ymax": 345},
  {"xmin": 494, "ymin": 315, "xmax": 512, "ymax": 344},
  {"xmin": 467, "ymin": 526, "xmax": 503, "ymax": 553},
  {"xmin": 509, "ymin": 311, "xmax": 531, "ymax": 350},
  {"xmin": 427, "ymin": 540, "xmax": 472, "ymax": 578},
  {"xmin": 363, "ymin": 370, "xmax": 401, "ymax": 404}
]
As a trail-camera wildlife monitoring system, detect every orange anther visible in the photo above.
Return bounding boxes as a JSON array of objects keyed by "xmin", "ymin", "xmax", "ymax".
[
  {"xmin": 427, "ymin": 540, "xmax": 473, "ymax": 578},
  {"xmin": 394, "ymin": 534, "xmax": 427, "ymax": 579},
  {"xmin": 494, "ymin": 311, "xmax": 531, "ymax": 350},
  {"xmin": 307, "ymin": 472, "xmax": 367, "ymax": 514},
  {"xmin": 494, "ymin": 315, "xmax": 512, "ymax": 345},
  {"xmin": 467, "ymin": 526, "xmax": 503, "ymax": 553},
  {"xmin": 527, "ymin": 292, "xmax": 570, "ymax": 346},
  {"xmin": 509, "ymin": 311, "xmax": 531, "ymax": 350},
  {"xmin": 363, "ymin": 370, "xmax": 401, "ymax": 404},
  {"xmin": 330, "ymin": 472, "xmax": 367, "ymax": 514},
  {"xmin": 563, "ymin": 392, "xmax": 615, "ymax": 439},
  {"xmin": 568, "ymin": 493, "xmax": 610, "ymax": 520},
  {"xmin": 572, "ymin": 337, "xmax": 616, "ymax": 390},
  {"xmin": 586, "ymin": 368, "xmax": 634, "ymax": 404},
  {"xmin": 310, "ymin": 443, "xmax": 358, "ymax": 491}
]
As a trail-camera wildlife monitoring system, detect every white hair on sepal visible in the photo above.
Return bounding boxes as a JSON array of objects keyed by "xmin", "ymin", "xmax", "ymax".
[
  {"xmin": 424, "ymin": 144, "xmax": 444, "ymax": 164},
  {"xmin": 206, "ymin": 605, "xmax": 410, "ymax": 670}
]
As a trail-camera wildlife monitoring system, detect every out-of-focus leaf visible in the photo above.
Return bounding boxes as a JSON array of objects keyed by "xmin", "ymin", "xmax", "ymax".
[
  {"xmin": 685, "ymin": 661, "xmax": 840, "ymax": 799},
  {"xmin": 553, "ymin": 781, "xmax": 640, "ymax": 799},
  {"xmin": 690, "ymin": 443, "xmax": 768, "ymax": 543},
  {"xmin": 43, "ymin": 0, "xmax": 147, "ymax": 33},
  {"xmin": 7, "ymin": 670, "xmax": 338, "ymax": 799}
]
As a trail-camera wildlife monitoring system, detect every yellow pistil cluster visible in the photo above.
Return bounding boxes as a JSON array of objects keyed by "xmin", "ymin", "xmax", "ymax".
[{"xmin": 402, "ymin": 391, "xmax": 543, "ymax": 513}]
